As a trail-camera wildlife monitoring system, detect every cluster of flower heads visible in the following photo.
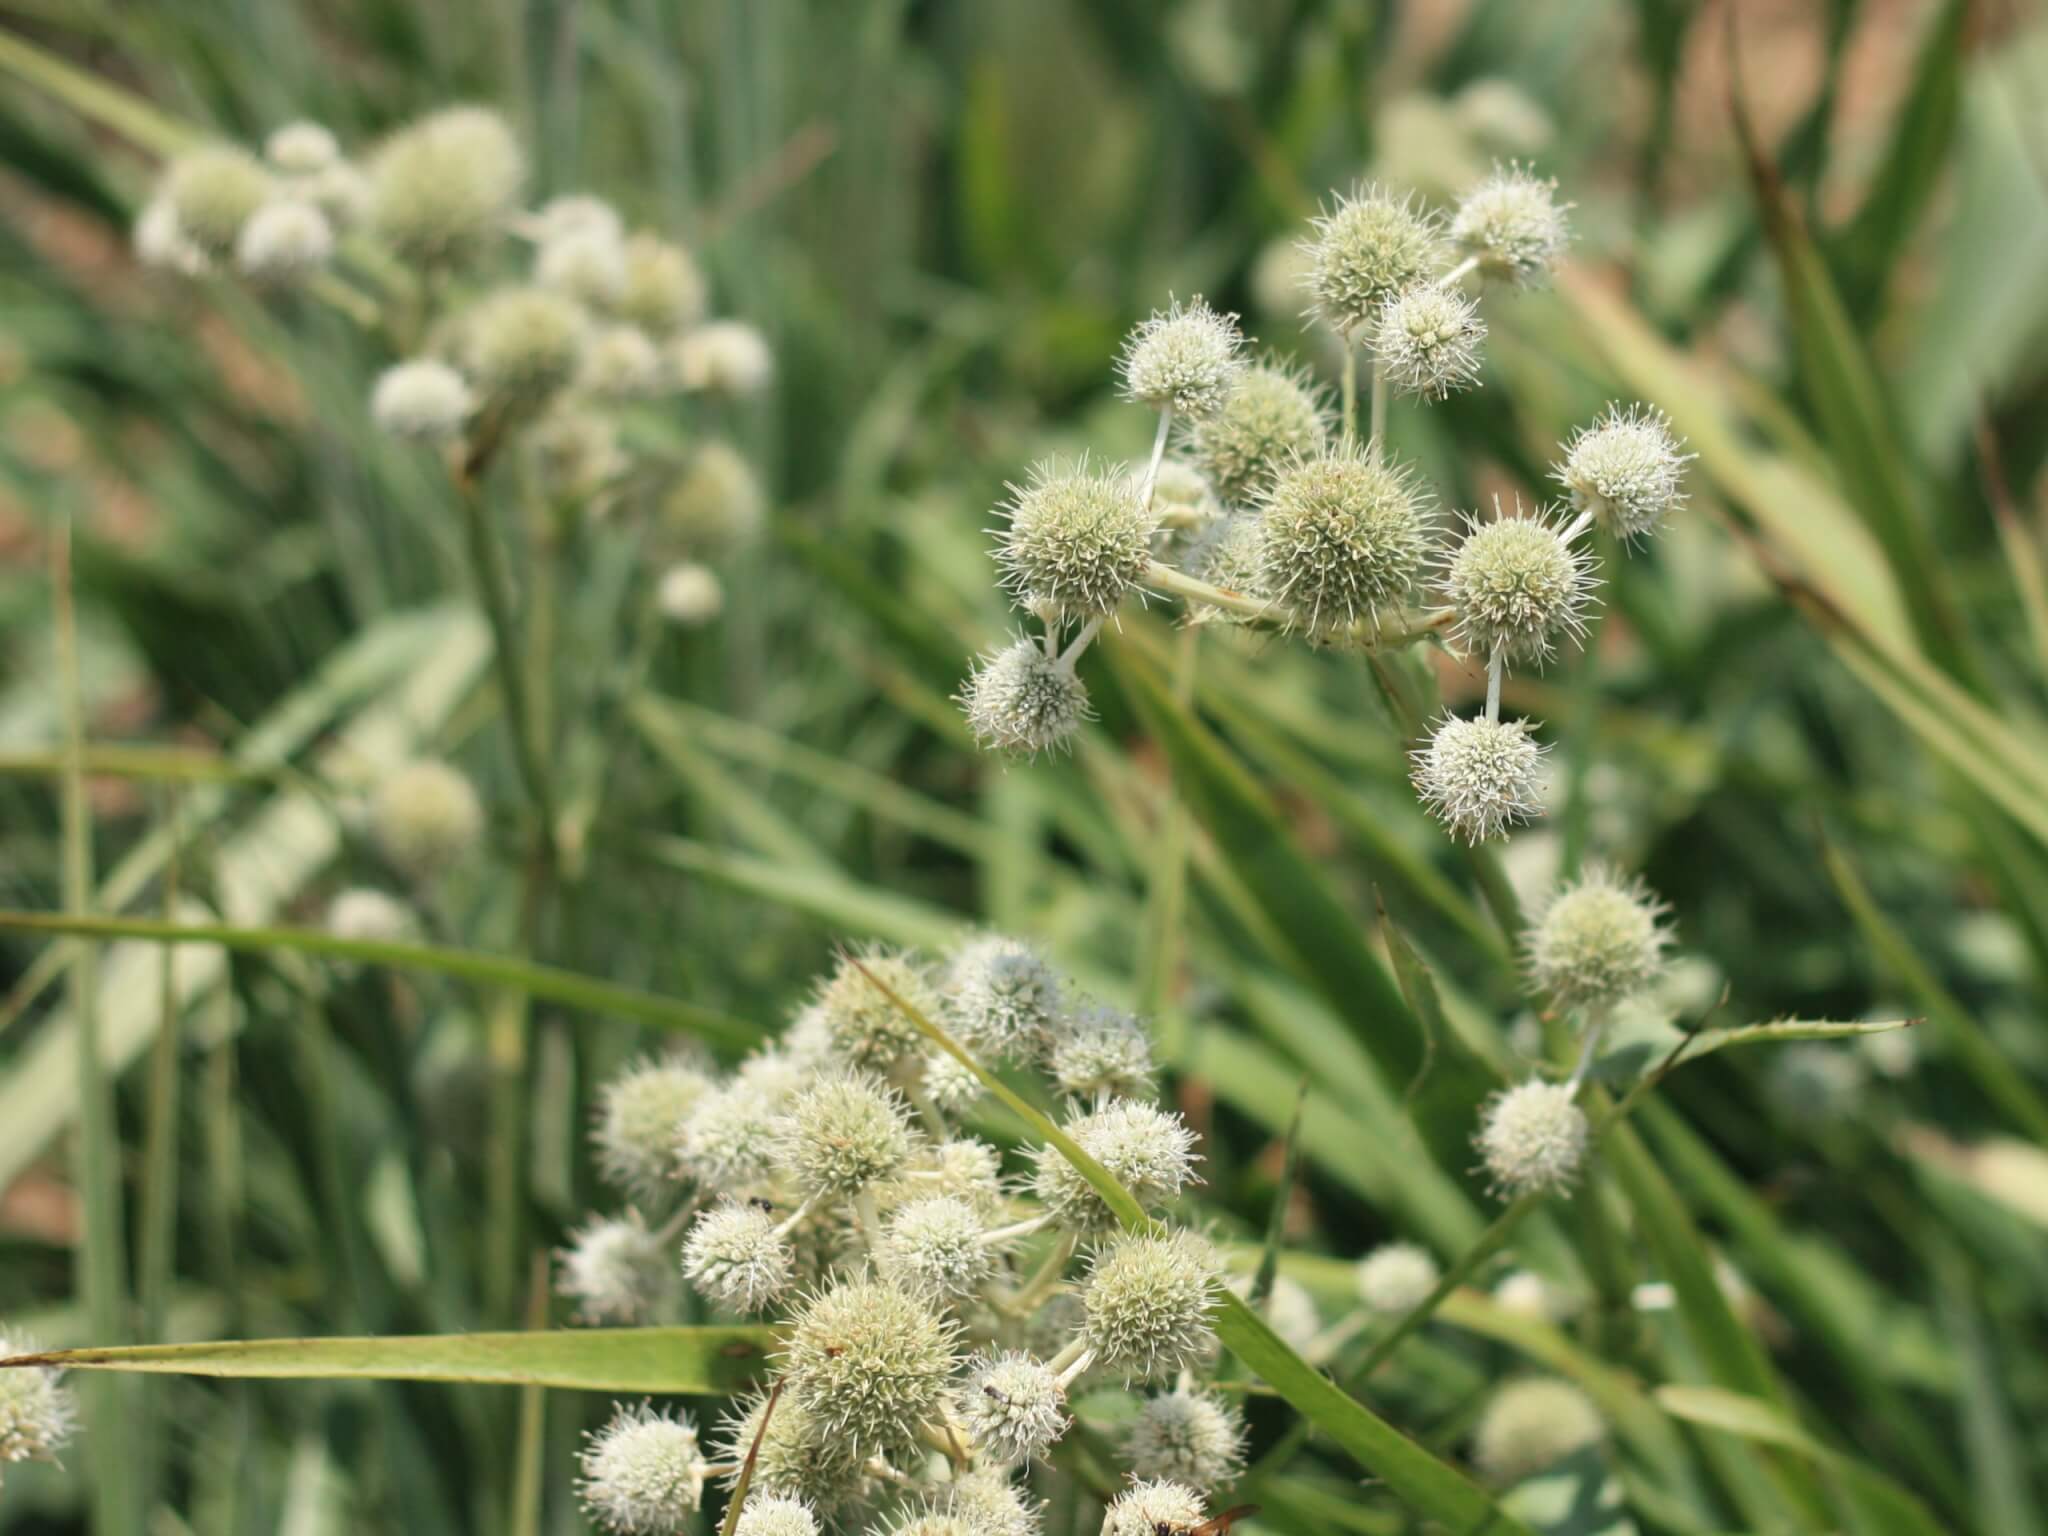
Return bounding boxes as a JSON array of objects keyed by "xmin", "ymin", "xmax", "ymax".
[
  {"xmin": 958, "ymin": 168, "xmax": 1695, "ymax": 852},
  {"xmin": 556, "ymin": 935, "xmax": 1275, "ymax": 1535},
  {"xmin": 134, "ymin": 106, "xmax": 773, "ymax": 627}
]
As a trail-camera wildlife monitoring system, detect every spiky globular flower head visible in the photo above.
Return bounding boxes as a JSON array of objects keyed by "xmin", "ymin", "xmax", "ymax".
[
  {"xmin": 1527, "ymin": 866, "xmax": 1669, "ymax": 1011},
  {"xmin": 161, "ymin": 146, "xmax": 272, "ymax": 258},
  {"xmin": 942, "ymin": 1469, "xmax": 1040, "ymax": 1536},
  {"xmin": 1355, "ymin": 1241, "xmax": 1439, "ymax": 1314},
  {"xmin": 916, "ymin": 1137, "xmax": 1007, "ymax": 1213},
  {"xmin": 1554, "ymin": 404, "xmax": 1692, "ymax": 544},
  {"xmin": 1185, "ymin": 363, "xmax": 1331, "ymax": 506},
  {"xmin": 266, "ymin": 121, "xmax": 339, "ymax": 175},
  {"xmin": 657, "ymin": 441, "xmax": 765, "ymax": 557},
  {"xmin": 676, "ymin": 1081, "xmax": 782, "ymax": 1189},
  {"xmin": 1477, "ymin": 1081, "xmax": 1590, "ymax": 1198},
  {"xmin": 778, "ymin": 1073, "xmax": 916, "ymax": 1197},
  {"xmin": 681, "ymin": 1199, "xmax": 795, "ymax": 1313},
  {"xmin": 577, "ymin": 1403, "xmax": 707, "ymax": 1535},
  {"xmin": 960, "ymin": 1351, "xmax": 1069, "ymax": 1464},
  {"xmin": 1411, "ymin": 715, "xmax": 1547, "ymax": 844},
  {"xmin": 1440, "ymin": 502, "xmax": 1596, "ymax": 664},
  {"xmin": 1471, "ymin": 1377, "xmax": 1604, "ymax": 1484},
  {"xmin": 556, "ymin": 1212, "xmax": 671, "ymax": 1323},
  {"xmin": 734, "ymin": 1495, "xmax": 820, "ymax": 1536},
  {"xmin": 532, "ymin": 193, "xmax": 623, "ymax": 244},
  {"xmin": 945, "ymin": 935, "xmax": 1065, "ymax": 1060},
  {"xmin": 595, "ymin": 1055, "xmax": 712, "ymax": 1196},
  {"xmin": 579, "ymin": 324, "xmax": 664, "ymax": 399},
  {"xmin": 1118, "ymin": 297, "xmax": 1248, "ymax": 419},
  {"xmin": 371, "ymin": 759, "xmax": 482, "ymax": 879},
  {"xmin": 1153, "ymin": 460, "xmax": 1216, "ymax": 522},
  {"xmin": 1046, "ymin": 1004, "xmax": 1156, "ymax": 1102},
  {"xmin": 1126, "ymin": 1389, "xmax": 1246, "ymax": 1491},
  {"xmin": 1451, "ymin": 165, "xmax": 1571, "ymax": 287},
  {"xmin": 134, "ymin": 198, "xmax": 211, "ymax": 275},
  {"xmin": 781, "ymin": 1278, "xmax": 960, "ymax": 1457},
  {"xmin": 875, "ymin": 1195, "xmax": 994, "ymax": 1302},
  {"xmin": 325, "ymin": 886, "xmax": 414, "ymax": 947},
  {"xmin": 672, "ymin": 321, "xmax": 775, "ymax": 397},
  {"xmin": 1372, "ymin": 283, "xmax": 1486, "ymax": 400},
  {"xmin": 1033, "ymin": 1098, "xmax": 1197, "ymax": 1231},
  {"xmin": 235, "ymin": 199, "xmax": 333, "ymax": 280},
  {"xmin": 370, "ymin": 359, "xmax": 474, "ymax": 441},
  {"xmin": 657, "ymin": 563, "xmax": 724, "ymax": 626},
  {"xmin": 530, "ymin": 410, "xmax": 625, "ymax": 502},
  {"xmin": 1301, "ymin": 186, "xmax": 1445, "ymax": 335},
  {"xmin": 1184, "ymin": 512, "xmax": 1269, "ymax": 622},
  {"xmin": 920, "ymin": 1048, "xmax": 985, "ymax": 1115},
  {"xmin": 959, "ymin": 640, "xmax": 1091, "ymax": 759},
  {"xmin": 812, "ymin": 947, "xmax": 944, "ymax": 1072},
  {"xmin": 368, "ymin": 106, "xmax": 524, "ymax": 266},
  {"xmin": 537, "ymin": 227, "xmax": 628, "ymax": 307},
  {"xmin": 617, "ymin": 233, "xmax": 708, "ymax": 335},
  {"xmin": 1082, "ymin": 1230, "xmax": 1222, "ymax": 1381},
  {"xmin": 995, "ymin": 461, "xmax": 1156, "ymax": 622},
  {"xmin": 1258, "ymin": 446, "xmax": 1430, "ymax": 638},
  {"xmin": 715, "ymin": 1392, "xmax": 868, "ymax": 1517},
  {"xmin": 0, "ymin": 1333, "xmax": 77, "ymax": 1477},
  {"xmin": 461, "ymin": 286, "xmax": 587, "ymax": 405},
  {"xmin": 1227, "ymin": 1271, "xmax": 1321, "ymax": 1354},
  {"xmin": 1101, "ymin": 1478, "xmax": 1209, "ymax": 1536}
]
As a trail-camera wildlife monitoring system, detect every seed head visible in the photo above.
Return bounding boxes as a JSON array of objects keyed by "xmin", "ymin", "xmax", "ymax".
[
  {"xmin": 945, "ymin": 934, "xmax": 1065, "ymax": 1060},
  {"xmin": 595, "ymin": 1055, "xmax": 713, "ymax": 1196},
  {"xmin": 1451, "ymin": 164, "xmax": 1571, "ymax": 287},
  {"xmin": 235, "ymin": 199, "xmax": 333, "ymax": 280},
  {"xmin": 265, "ymin": 121, "xmax": 340, "ymax": 175},
  {"xmin": 1153, "ymin": 460, "xmax": 1217, "ymax": 522},
  {"xmin": 960, "ymin": 1351, "xmax": 1068, "ymax": 1464},
  {"xmin": 1372, "ymin": 283, "xmax": 1486, "ymax": 399},
  {"xmin": 658, "ymin": 441, "xmax": 766, "ymax": 557},
  {"xmin": 995, "ymin": 460, "xmax": 1155, "ymax": 621},
  {"xmin": 1127, "ymin": 1389, "xmax": 1245, "ymax": 1491},
  {"xmin": 1101, "ymin": 1478, "xmax": 1209, "ymax": 1536},
  {"xmin": 162, "ymin": 145, "xmax": 273, "ymax": 258},
  {"xmin": 1476, "ymin": 1081, "xmax": 1590, "ymax": 1198},
  {"xmin": 0, "ymin": 1333, "xmax": 77, "ymax": 1479},
  {"xmin": 1355, "ymin": 1241, "xmax": 1439, "ymax": 1314},
  {"xmin": 617, "ymin": 234, "xmax": 708, "ymax": 335},
  {"xmin": 876, "ymin": 1195, "xmax": 993, "ymax": 1302},
  {"xmin": 537, "ymin": 227, "xmax": 628, "ymax": 307},
  {"xmin": 1471, "ymin": 1377, "xmax": 1604, "ymax": 1484},
  {"xmin": 812, "ymin": 947, "xmax": 943, "ymax": 1072},
  {"xmin": 779, "ymin": 1073, "xmax": 916, "ymax": 1198},
  {"xmin": 1527, "ymin": 865, "xmax": 1669, "ymax": 1010},
  {"xmin": 461, "ymin": 286, "xmax": 587, "ymax": 405},
  {"xmin": 368, "ymin": 106, "xmax": 524, "ymax": 266},
  {"xmin": 556, "ymin": 1212, "xmax": 672, "ymax": 1323},
  {"xmin": 134, "ymin": 198, "xmax": 210, "ymax": 276},
  {"xmin": 1032, "ymin": 1098, "xmax": 1197, "ymax": 1231},
  {"xmin": 1301, "ymin": 186, "xmax": 1445, "ymax": 335},
  {"xmin": 1258, "ymin": 446, "xmax": 1430, "ymax": 638},
  {"xmin": 1554, "ymin": 403, "xmax": 1692, "ymax": 544},
  {"xmin": 657, "ymin": 563, "xmax": 725, "ymax": 626},
  {"xmin": 1183, "ymin": 512, "xmax": 1269, "ymax": 622},
  {"xmin": 781, "ymin": 1278, "xmax": 960, "ymax": 1457},
  {"xmin": 370, "ymin": 359, "xmax": 474, "ymax": 442},
  {"xmin": 371, "ymin": 759, "xmax": 483, "ymax": 879},
  {"xmin": 913, "ymin": 1137, "xmax": 1008, "ymax": 1213},
  {"xmin": 715, "ymin": 1393, "xmax": 868, "ymax": 1517},
  {"xmin": 681, "ymin": 1199, "xmax": 795, "ymax": 1313},
  {"xmin": 920, "ymin": 1048, "xmax": 985, "ymax": 1115},
  {"xmin": 1184, "ymin": 363, "xmax": 1331, "ymax": 506},
  {"xmin": 1045, "ymin": 1004, "xmax": 1155, "ymax": 1102},
  {"xmin": 1439, "ymin": 501, "xmax": 1596, "ymax": 664},
  {"xmin": 325, "ymin": 886, "xmax": 414, "ymax": 947},
  {"xmin": 941, "ymin": 1469, "xmax": 1041, "ymax": 1536},
  {"xmin": 1118, "ymin": 297, "xmax": 1248, "ymax": 419},
  {"xmin": 1411, "ymin": 715, "xmax": 1547, "ymax": 844},
  {"xmin": 959, "ymin": 639, "xmax": 1092, "ymax": 759},
  {"xmin": 672, "ymin": 320, "xmax": 775, "ymax": 397},
  {"xmin": 577, "ymin": 1402, "xmax": 708, "ymax": 1534},
  {"xmin": 579, "ymin": 324, "xmax": 664, "ymax": 399},
  {"xmin": 1082, "ymin": 1229, "xmax": 1221, "ymax": 1381},
  {"xmin": 734, "ymin": 1495, "xmax": 819, "ymax": 1536},
  {"xmin": 676, "ymin": 1081, "xmax": 782, "ymax": 1189}
]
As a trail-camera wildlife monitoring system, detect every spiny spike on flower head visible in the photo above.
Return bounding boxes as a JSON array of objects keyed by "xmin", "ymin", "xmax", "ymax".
[
  {"xmin": 576, "ymin": 1402, "xmax": 709, "ymax": 1535},
  {"xmin": 555, "ymin": 1211, "xmax": 671, "ymax": 1323},
  {"xmin": 811, "ymin": 945, "xmax": 943, "ymax": 1072},
  {"xmin": 1031, "ymin": 1097, "xmax": 1198, "ymax": 1231},
  {"xmin": 714, "ymin": 1393, "xmax": 868, "ymax": 1516},
  {"xmin": 593, "ymin": 1053, "xmax": 712, "ymax": 1197},
  {"xmin": 1101, "ymin": 1478, "xmax": 1210, "ymax": 1536},
  {"xmin": 1526, "ymin": 863, "xmax": 1669, "ymax": 1011},
  {"xmin": 1082, "ymin": 1229, "xmax": 1222, "ymax": 1381},
  {"xmin": 780, "ymin": 1277, "xmax": 961, "ymax": 1458},
  {"xmin": 1126, "ymin": 1388, "xmax": 1246, "ymax": 1491},
  {"xmin": 1046, "ymin": 1002, "xmax": 1156, "ymax": 1101},
  {"xmin": 681, "ymin": 1199, "xmax": 795, "ymax": 1313},
  {"xmin": 368, "ymin": 105, "xmax": 524, "ymax": 266},
  {"xmin": 944, "ymin": 933, "xmax": 1066, "ymax": 1060},
  {"xmin": 960, "ymin": 1350, "xmax": 1069, "ymax": 1465},
  {"xmin": 0, "ymin": 1331, "xmax": 78, "ymax": 1479}
]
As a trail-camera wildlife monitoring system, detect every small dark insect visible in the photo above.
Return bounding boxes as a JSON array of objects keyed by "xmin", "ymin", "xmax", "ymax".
[
  {"xmin": 982, "ymin": 1384, "xmax": 1009, "ymax": 1404},
  {"xmin": 749, "ymin": 1196, "xmax": 777, "ymax": 1212},
  {"xmin": 1184, "ymin": 1507, "xmax": 1260, "ymax": 1536}
]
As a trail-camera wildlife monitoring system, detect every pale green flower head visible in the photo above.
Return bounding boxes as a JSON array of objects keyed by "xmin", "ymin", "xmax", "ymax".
[
  {"xmin": 1185, "ymin": 362, "xmax": 1330, "ymax": 506},
  {"xmin": 461, "ymin": 285, "xmax": 587, "ymax": 405},
  {"xmin": 1258, "ymin": 444, "xmax": 1431, "ymax": 639},
  {"xmin": 1372, "ymin": 282, "xmax": 1486, "ymax": 399},
  {"xmin": 715, "ymin": 1392, "xmax": 868, "ymax": 1517},
  {"xmin": 811, "ymin": 946, "xmax": 943, "ymax": 1072},
  {"xmin": 1101, "ymin": 1477, "xmax": 1209, "ymax": 1536},
  {"xmin": 371, "ymin": 759, "xmax": 483, "ymax": 880},
  {"xmin": 1302, "ymin": 185, "xmax": 1445, "ymax": 335},
  {"xmin": 162, "ymin": 145, "xmax": 272, "ymax": 258},
  {"xmin": 1555, "ymin": 403, "xmax": 1692, "ymax": 545},
  {"xmin": 1411, "ymin": 714, "xmax": 1547, "ymax": 845},
  {"xmin": 1126, "ymin": 1388, "xmax": 1246, "ymax": 1491},
  {"xmin": 1046, "ymin": 1002, "xmax": 1156, "ymax": 1102},
  {"xmin": 1452, "ymin": 163, "xmax": 1571, "ymax": 286},
  {"xmin": 370, "ymin": 359, "xmax": 474, "ymax": 441},
  {"xmin": 1032, "ymin": 1097, "xmax": 1197, "ymax": 1231},
  {"xmin": 778, "ymin": 1073, "xmax": 917, "ymax": 1197},
  {"xmin": 959, "ymin": 639, "xmax": 1091, "ymax": 758},
  {"xmin": 657, "ymin": 441, "xmax": 766, "ymax": 558},
  {"xmin": 0, "ymin": 1333, "xmax": 77, "ymax": 1480},
  {"xmin": 781, "ymin": 1277, "xmax": 960, "ymax": 1458},
  {"xmin": 1440, "ymin": 500, "xmax": 1596, "ymax": 665},
  {"xmin": 1472, "ymin": 1377, "xmax": 1604, "ymax": 1484},
  {"xmin": 944, "ymin": 934, "xmax": 1066, "ymax": 1060},
  {"xmin": 996, "ymin": 459, "xmax": 1156, "ymax": 621},
  {"xmin": 1527, "ymin": 865, "xmax": 1669, "ymax": 1011},
  {"xmin": 1118, "ymin": 296, "xmax": 1249, "ymax": 419},
  {"xmin": 235, "ymin": 199, "xmax": 332, "ymax": 281},
  {"xmin": 555, "ymin": 1212, "xmax": 671, "ymax": 1324},
  {"xmin": 1477, "ymin": 1080, "xmax": 1590, "ymax": 1198},
  {"xmin": 368, "ymin": 105, "xmax": 523, "ymax": 266},
  {"xmin": 960, "ymin": 1350, "xmax": 1069, "ymax": 1464},
  {"xmin": 617, "ymin": 233, "xmax": 708, "ymax": 334},
  {"xmin": 1082, "ymin": 1230, "xmax": 1221, "ymax": 1381},
  {"xmin": 1355, "ymin": 1240, "xmax": 1438, "ymax": 1314},
  {"xmin": 594, "ymin": 1054, "xmax": 712, "ymax": 1196},
  {"xmin": 576, "ymin": 1402, "xmax": 708, "ymax": 1535},
  {"xmin": 733, "ymin": 1496, "xmax": 819, "ymax": 1536},
  {"xmin": 875, "ymin": 1194, "xmax": 993, "ymax": 1303},
  {"xmin": 681, "ymin": 1199, "xmax": 794, "ymax": 1313}
]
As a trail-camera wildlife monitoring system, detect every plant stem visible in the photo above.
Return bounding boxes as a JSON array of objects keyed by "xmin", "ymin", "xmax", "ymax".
[
  {"xmin": 456, "ymin": 483, "xmax": 558, "ymax": 857},
  {"xmin": 1368, "ymin": 356, "xmax": 1388, "ymax": 463},
  {"xmin": 1341, "ymin": 344, "xmax": 1358, "ymax": 438},
  {"xmin": 1139, "ymin": 408, "xmax": 1174, "ymax": 510},
  {"xmin": 1138, "ymin": 624, "xmax": 1198, "ymax": 1024},
  {"xmin": 1485, "ymin": 645, "xmax": 1504, "ymax": 721}
]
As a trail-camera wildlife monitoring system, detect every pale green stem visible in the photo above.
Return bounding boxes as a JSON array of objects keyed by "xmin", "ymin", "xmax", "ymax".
[
  {"xmin": 1139, "ymin": 408, "xmax": 1174, "ymax": 510},
  {"xmin": 999, "ymin": 1230, "xmax": 1078, "ymax": 1316},
  {"xmin": 1485, "ymin": 645, "xmax": 1505, "ymax": 721},
  {"xmin": 977, "ymin": 1212, "xmax": 1054, "ymax": 1248},
  {"xmin": 1143, "ymin": 559, "xmax": 1284, "ymax": 623},
  {"xmin": 1562, "ymin": 507, "xmax": 1596, "ymax": 543},
  {"xmin": 1368, "ymin": 356, "xmax": 1388, "ymax": 464},
  {"xmin": 1444, "ymin": 254, "xmax": 1482, "ymax": 285},
  {"xmin": 772, "ymin": 1190, "xmax": 829, "ymax": 1240},
  {"xmin": 1053, "ymin": 1345, "xmax": 1097, "ymax": 1389},
  {"xmin": 1047, "ymin": 1335, "xmax": 1088, "ymax": 1375}
]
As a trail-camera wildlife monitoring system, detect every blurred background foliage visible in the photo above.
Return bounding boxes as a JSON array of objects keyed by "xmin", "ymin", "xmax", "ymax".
[{"xmin": 2, "ymin": 0, "xmax": 2047, "ymax": 1533}]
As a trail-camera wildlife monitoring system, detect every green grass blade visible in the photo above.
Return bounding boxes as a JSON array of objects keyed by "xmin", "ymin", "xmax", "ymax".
[{"xmin": 0, "ymin": 1327, "xmax": 775, "ymax": 1394}]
